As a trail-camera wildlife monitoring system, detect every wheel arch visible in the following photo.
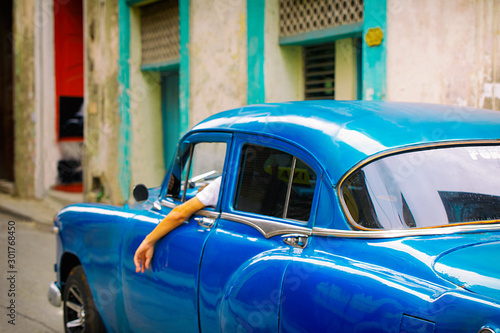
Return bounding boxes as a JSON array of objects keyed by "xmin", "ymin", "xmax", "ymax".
[{"xmin": 59, "ymin": 252, "xmax": 81, "ymax": 291}]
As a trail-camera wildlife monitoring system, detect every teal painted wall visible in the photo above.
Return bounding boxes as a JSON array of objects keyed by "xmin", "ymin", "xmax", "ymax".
[
  {"xmin": 362, "ymin": 0, "xmax": 387, "ymax": 100},
  {"xmin": 247, "ymin": 0, "xmax": 265, "ymax": 104},
  {"xmin": 118, "ymin": 0, "xmax": 132, "ymax": 200},
  {"xmin": 179, "ymin": 0, "xmax": 190, "ymax": 134}
]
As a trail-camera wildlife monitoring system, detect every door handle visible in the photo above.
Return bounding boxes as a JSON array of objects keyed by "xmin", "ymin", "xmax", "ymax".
[
  {"xmin": 282, "ymin": 234, "xmax": 309, "ymax": 249},
  {"xmin": 195, "ymin": 216, "xmax": 215, "ymax": 229}
]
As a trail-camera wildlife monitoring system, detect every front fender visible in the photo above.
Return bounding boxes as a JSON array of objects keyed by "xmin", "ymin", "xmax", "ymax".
[{"xmin": 56, "ymin": 203, "xmax": 135, "ymax": 332}]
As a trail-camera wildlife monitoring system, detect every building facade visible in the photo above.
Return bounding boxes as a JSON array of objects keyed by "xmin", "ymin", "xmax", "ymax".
[{"xmin": 3, "ymin": 0, "xmax": 499, "ymax": 204}]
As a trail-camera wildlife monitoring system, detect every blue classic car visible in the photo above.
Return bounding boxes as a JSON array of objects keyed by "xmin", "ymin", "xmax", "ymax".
[{"xmin": 49, "ymin": 101, "xmax": 500, "ymax": 333}]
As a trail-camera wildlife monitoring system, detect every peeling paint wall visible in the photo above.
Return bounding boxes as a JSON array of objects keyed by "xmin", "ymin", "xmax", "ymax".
[
  {"xmin": 129, "ymin": 7, "xmax": 165, "ymax": 189},
  {"xmin": 34, "ymin": 0, "xmax": 60, "ymax": 199},
  {"xmin": 84, "ymin": 0, "xmax": 124, "ymax": 203},
  {"xmin": 190, "ymin": 0, "xmax": 248, "ymax": 126},
  {"xmin": 264, "ymin": 0, "xmax": 304, "ymax": 102},
  {"xmin": 387, "ymin": 0, "xmax": 499, "ymax": 110},
  {"xmin": 13, "ymin": 0, "xmax": 36, "ymax": 198}
]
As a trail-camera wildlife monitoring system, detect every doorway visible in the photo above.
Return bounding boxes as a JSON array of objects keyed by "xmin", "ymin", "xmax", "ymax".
[
  {"xmin": 0, "ymin": 0, "xmax": 14, "ymax": 186},
  {"xmin": 161, "ymin": 71, "xmax": 180, "ymax": 168}
]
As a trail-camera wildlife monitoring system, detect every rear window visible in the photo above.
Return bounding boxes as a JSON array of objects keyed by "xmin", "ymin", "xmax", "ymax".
[
  {"xmin": 234, "ymin": 144, "xmax": 316, "ymax": 221},
  {"xmin": 341, "ymin": 145, "xmax": 500, "ymax": 229}
]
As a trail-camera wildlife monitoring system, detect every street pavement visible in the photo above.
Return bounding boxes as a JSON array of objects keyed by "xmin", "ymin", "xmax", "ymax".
[
  {"xmin": 0, "ymin": 191, "xmax": 70, "ymax": 230},
  {"xmin": 0, "ymin": 211, "xmax": 63, "ymax": 333}
]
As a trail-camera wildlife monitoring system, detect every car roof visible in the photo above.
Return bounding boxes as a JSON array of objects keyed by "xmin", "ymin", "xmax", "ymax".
[{"xmin": 192, "ymin": 101, "xmax": 500, "ymax": 184}]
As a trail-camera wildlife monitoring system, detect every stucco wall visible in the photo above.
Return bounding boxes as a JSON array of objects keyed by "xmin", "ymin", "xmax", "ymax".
[
  {"xmin": 387, "ymin": 0, "xmax": 499, "ymax": 110},
  {"xmin": 84, "ymin": 0, "xmax": 124, "ymax": 203},
  {"xmin": 264, "ymin": 0, "xmax": 304, "ymax": 103},
  {"xmin": 35, "ymin": 0, "xmax": 60, "ymax": 198},
  {"xmin": 129, "ymin": 7, "xmax": 165, "ymax": 190},
  {"xmin": 335, "ymin": 38, "xmax": 358, "ymax": 100},
  {"xmin": 189, "ymin": 0, "xmax": 248, "ymax": 126}
]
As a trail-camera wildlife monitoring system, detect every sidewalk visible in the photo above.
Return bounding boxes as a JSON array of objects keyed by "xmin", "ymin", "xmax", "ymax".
[{"xmin": 0, "ymin": 190, "xmax": 83, "ymax": 229}]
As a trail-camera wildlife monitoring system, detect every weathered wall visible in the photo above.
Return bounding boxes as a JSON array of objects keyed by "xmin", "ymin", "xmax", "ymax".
[
  {"xmin": 335, "ymin": 38, "xmax": 358, "ymax": 100},
  {"xmin": 34, "ymin": 0, "xmax": 60, "ymax": 199},
  {"xmin": 264, "ymin": 0, "xmax": 304, "ymax": 102},
  {"xmin": 387, "ymin": 0, "xmax": 499, "ymax": 110},
  {"xmin": 129, "ymin": 7, "xmax": 165, "ymax": 189},
  {"xmin": 190, "ymin": 0, "xmax": 247, "ymax": 126},
  {"xmin": 84, "ymin": 0, "xmax": 124, "ymax": 203},
  {"xmin": 13, "ymin": 0, "xmax": 36, "ymax": 198}
]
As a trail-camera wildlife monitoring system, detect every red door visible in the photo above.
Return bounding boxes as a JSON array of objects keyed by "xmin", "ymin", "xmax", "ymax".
[{"xmin": 54, "ymin": 0, "xmax": 84, "ymax": 191}]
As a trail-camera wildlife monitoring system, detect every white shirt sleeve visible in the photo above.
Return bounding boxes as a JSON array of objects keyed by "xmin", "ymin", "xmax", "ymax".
[{"xmin": 195, "ymin": 176, "xmax": 222, "ymax": 207}]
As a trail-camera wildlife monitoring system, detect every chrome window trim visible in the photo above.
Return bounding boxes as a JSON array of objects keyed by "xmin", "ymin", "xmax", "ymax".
[
  {"xmin": 312, "ymin": 223, "xmax": 500, "ymax": 239},
  {"xmin": 283, "ymin": 156, "xmax": 297, "ymax": 219},
  {"xmin": 221, "ymin": 212, "xmax": 311, "ymax": 239}
]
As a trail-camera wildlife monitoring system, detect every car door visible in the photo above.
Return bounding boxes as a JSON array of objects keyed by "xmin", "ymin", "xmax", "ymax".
[
  {"xmin": 198, "ymin": 133, "xmax": 321, "ymax": 332},
  {"xmin": 121, "ymin": 132, "xmax": 231, "ymax": 332}
]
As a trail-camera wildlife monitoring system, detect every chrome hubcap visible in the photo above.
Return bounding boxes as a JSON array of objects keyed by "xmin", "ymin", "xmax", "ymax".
[{"xmin": 65, "ymin": 286, "xmax": 85, "ymax": 331}]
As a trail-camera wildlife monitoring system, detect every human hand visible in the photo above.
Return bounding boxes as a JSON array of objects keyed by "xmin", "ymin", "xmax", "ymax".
[{"xmin": 134, "ymin": 239, "xmax": 155, "ymax": 273}]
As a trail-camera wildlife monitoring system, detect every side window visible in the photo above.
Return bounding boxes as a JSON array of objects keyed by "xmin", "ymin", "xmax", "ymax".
[
  {"xmin": 167, "ymin": 141, "xmax": 226, "ymax": 202},
  {"xmin": 234, "ymin": 144, "xmax": 317, "ymax": 221}
]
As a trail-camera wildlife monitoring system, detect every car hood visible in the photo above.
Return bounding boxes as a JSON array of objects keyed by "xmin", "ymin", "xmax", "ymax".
[{"xmin": 434, "ymin": 241, "xmax": 500, "ymax": 300}]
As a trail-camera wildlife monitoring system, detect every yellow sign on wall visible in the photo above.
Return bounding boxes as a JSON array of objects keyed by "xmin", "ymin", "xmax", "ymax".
[{"xmin": 365, "ymin": 27, "xmax": 384, "ymax": 47}]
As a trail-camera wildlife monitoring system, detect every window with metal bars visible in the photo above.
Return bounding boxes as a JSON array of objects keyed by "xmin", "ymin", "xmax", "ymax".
[
  {"xmin": 140, "ymin": 0, "xmax": 179, "ymax": 66},
  {"xmin": 279, "ymin": 0, "xmax": 364, "ymax": 38},
  {"xmin": 304, "ymin": 43, "xmax": 335, "ymax": 100}
]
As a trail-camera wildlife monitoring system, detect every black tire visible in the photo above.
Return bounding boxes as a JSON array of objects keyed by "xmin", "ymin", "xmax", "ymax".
[{"xmin": 63, "ymin": 265, "xmax": 106, "ymax": 333}]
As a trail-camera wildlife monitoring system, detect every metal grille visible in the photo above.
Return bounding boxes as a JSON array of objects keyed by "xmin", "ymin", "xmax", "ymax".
[
  {"xmin": 279, "ymin": 0, "xmax": 364, "ymax": 37},
  {"xmin": 304, "ymin": 43, "xmax": 335, "ymax": 100},
  {"xmin": 141, "ymin": 0, "xmax": 179, "ymax": 65}
]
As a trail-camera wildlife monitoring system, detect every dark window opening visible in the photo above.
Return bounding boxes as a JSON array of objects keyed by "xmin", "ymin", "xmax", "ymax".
[
  {"xmin": 304, "ymin": 43, "xmax": 335, "ymax": 100},
  {"xmin": 235, "ymin": 144, "xmax": 316, "ymax": 222}
]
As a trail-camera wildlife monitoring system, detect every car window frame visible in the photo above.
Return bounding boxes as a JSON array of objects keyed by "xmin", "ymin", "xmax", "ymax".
[
  {"xmin": 222, "ymin": 133, "xmax": 322, "ymax": 230},
  {"xmin": 160, "ymin": 131, "xmax": 233, "ymax": 212}
]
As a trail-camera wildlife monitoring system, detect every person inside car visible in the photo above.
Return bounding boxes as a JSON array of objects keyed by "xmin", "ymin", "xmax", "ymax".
[{"xmin": 133, "ymin": 176, "xmax": 221, "ymax": 273}]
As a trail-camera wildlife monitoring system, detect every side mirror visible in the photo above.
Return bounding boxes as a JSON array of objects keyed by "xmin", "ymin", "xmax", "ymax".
[
  {"xmin": 132, "ymin": 184, "xmax": 162, "ymax": 211},
  {"xmin": 133, "ymin": 184, "xmax": 149, "ymax": 202}
]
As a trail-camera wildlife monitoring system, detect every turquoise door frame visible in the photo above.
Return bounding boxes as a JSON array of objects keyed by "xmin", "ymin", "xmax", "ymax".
[
  {"xmin": 161, "ymin": 71, "xmax": 180, "ymax": 168},
  {"xmin": 118, "ymin": 0, "xmax": 132, "ymax": 201},
  {"xmin": 362, "ymin": 0, "xmax": 387, "ymax": 101},
  {"xmin": 118, "ymin": 0, "xmax": 190, "ymax": 200},
  {"xmin": 247, "ymin": 0, "xmax": 266, "ymax": 104}
]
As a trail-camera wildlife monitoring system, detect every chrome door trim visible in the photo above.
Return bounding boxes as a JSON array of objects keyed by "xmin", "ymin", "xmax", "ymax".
[
  {"xmin": 221, "ymin": 212, "xmax": 311, "ymax": 239},
  {"xmin": 312, "ymin": 223, "xmax": 500, "ymax": 239},
  {"xmin": 196, "ymin": 210, "xmax": 220, "ymax": 219}
]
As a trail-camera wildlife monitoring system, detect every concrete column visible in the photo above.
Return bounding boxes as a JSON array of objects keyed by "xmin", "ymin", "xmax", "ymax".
[
  {"xmin": 84, "ymin": 0, "xmax": 125, "ymax": 204},
  {"xmin": 13, "ymin": 0, "xmax": 36, "ymax": 198},
  {"xmin": 34, "ymin": 0, "xmax": 60, "ymax": 199}
]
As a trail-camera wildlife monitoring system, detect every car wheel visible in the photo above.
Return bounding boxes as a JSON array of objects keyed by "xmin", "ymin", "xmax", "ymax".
[{"xmin": 63, "ymin": 265, "xmax": 106, "ymax": 333}]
